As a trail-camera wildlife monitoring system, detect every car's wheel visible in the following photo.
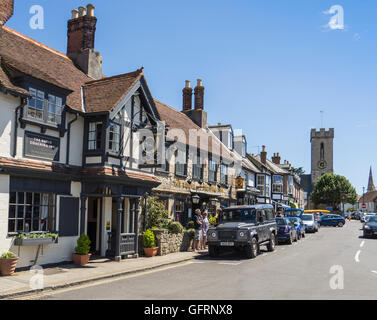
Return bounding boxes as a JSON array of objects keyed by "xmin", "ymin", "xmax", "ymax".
[
  {"xmin": 208, "ymin": 245, "xmax": 219, "ymax": 258},
  {"xmin": 338, "ymin": 222, "xmax": 344, "ymax": 227},
  {"xmin": 267, "ymin": 233, "xmax": 276, "ymax": 252},
  {"xmin": 245, "ymin": 237, "xmax": 258, "ymax": 259},
  {"xmin": 363, "ymin": 232, "xmax": 368, "ymax": 238}
]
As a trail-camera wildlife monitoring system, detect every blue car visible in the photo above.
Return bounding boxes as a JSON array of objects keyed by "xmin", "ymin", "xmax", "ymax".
[
  {"xmin": 319, "ymin": 214, "xmax": 346, "ymax": 227},
  {"xmin": 276, "ymin": 217, "xmax": 298, "ymax": 244},
  {"xmin": 287, "ymin": 217, "xmax": 305, "ymax": 240}
]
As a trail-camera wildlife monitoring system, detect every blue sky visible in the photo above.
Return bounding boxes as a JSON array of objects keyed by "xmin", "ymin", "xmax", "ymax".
[{"xmin": 7, "ymin": 0, "xmax": 377, "ymax": 195}]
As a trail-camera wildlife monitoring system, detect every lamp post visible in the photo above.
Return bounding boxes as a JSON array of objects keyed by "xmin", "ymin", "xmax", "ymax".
[{"xmin": 362, "ymin": 186, "xmax": 365, "ymax": 213}]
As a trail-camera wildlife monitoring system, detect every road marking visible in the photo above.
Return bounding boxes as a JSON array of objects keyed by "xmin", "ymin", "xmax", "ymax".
[
  {"xmin": 355, "ymin": 250, "xmax": 361, "ymax": 263},
  {"xmin": 218, "ymin": 262, "xmax": 242, "ymax": 266},
  {"xmin": 372, "ymin": 271, "xmax": 377, "ymax": 274},
  {"xmin": 360, "ymin": 241, "xmax": 365, "ymax": 248}
]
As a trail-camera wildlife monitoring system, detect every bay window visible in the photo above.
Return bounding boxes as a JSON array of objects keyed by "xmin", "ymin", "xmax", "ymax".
[
  {"xmin": 257, "ymin": 174, "xmax": 265, "ymax": 196},
  {"xmin": 27, "ymin": 87, "xmax": 63, "ymax": 125},
  {"xmin": 288, "ymin": 176, "xmax": 294, "ymax": 195},
  {"xmin": 88, "ymin": 122, "xmax": 103, "ymax": 150},
  {"xmin": 108, "ymin": 123, "xmax": 120, "ymax": 153}
]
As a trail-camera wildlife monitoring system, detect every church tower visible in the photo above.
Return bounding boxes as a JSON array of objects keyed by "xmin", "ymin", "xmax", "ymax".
[
  {"xmin": 367, "ymin": 166, "xmax": 376, "ymax": 192},
  {"xmin": 310, "ymin": 128, "xmax": 334, "ymax": 184}
]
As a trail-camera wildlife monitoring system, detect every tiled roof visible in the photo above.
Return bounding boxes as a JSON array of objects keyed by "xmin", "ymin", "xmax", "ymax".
[
  {"xmin": 0, "ymin": 26, "xmax": 91, "ymax": 111},
  {"xmin": 0, "ymin": 58, "xmax": 29, "ymax": 96},
  {"xmin": 83, "ymin": 69, "xmax": 143, "ymax": 113},
  {"xmin": 358, "ymin": 191, "xmax": 377, "ymax": 203},
  {"xmin": 154, "ymin": 99, "xmax": 232, "ymax": 159},
  {"xmin": 242, "ymin": 158, "xmax": 260, "ymax": 173},
  {"xmin": 254, "ymin": 154, "xmax": 288, "ymax": 174}
]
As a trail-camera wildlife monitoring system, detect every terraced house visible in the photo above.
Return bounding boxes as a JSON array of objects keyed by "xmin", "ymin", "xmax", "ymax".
[{"xmin": 0, "ymin": 2, "xmax": 167, "ymax": 267}]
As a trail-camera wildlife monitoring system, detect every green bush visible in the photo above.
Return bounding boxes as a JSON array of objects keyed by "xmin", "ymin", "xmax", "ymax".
[
  {"xmin": 143, "ymin": 229, "xmax": 156, "ymax": 248},
  {"xmin": 145, "ymin": 197, "xmax": 169, "ymax": 229},
  {"xmin": 187, "ymin": 221, "xmax": 194, "ymax": 229},
  {"xmin": 209, "ymin": 216, "xmax": 217, "ymax": 225},
  {"xmin": 75, "ymin": 234, "xmax": 91, "ymax": 255},
  {"xmin": 169, "ymin": 221, "xmax": 184, "ymax": 234}
]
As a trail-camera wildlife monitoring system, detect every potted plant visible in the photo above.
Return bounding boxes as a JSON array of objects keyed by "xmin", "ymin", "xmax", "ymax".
[
  {"xmin": 14, "ymin": 232, "xmax": 58, "ymax": 246},
  {"xmin": 0, "ymin": 251, "xmax": 18, "ymax": 276},
  {"xmin": 72, "ymin": 234, "xmax": 91, "ymax": 266},
  {"xmin": 143, "ymin": 229, "xmax": 158, "ymax": 257}
]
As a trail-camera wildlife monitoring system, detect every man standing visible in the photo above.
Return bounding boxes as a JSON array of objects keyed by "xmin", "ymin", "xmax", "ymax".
[{"xmin": 193, "ymin": 209, "xmax": 203, "ymax": 252}]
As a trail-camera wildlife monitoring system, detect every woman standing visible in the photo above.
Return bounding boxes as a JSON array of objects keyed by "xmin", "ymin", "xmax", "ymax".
[{"xmin": 201, "ymin": 210, "xmax": 209, "ymax": 250}]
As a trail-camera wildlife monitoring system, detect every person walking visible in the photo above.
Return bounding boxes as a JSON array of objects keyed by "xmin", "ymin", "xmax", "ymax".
[
  {"xmin": 201, "ymin": 210, "xmax": 209, "ymax": 249},
  {"xmin": 193, "ymin": 209, "xmax": 203, "ymax": 252}
]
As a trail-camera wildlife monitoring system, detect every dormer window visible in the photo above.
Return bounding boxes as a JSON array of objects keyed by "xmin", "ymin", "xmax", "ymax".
[{"xmin": 27, "ymin": 87, "xmax": 63, "ymax": 125}]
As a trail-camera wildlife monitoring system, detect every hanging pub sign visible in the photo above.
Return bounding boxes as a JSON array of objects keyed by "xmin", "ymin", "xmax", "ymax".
[
  {"xmin": 24, "ymin": 131, "xmax": 60, "ymax": 161},
  {"xmin": 235, "ymin": 176, "xmax": 244, "ymax": 189}
]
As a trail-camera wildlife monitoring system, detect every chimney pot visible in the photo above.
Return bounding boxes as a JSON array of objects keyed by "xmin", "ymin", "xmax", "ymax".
[
  {"xmin": 197, "ymin": 79, "xmax": 203, "ymax": 87},
  {"xmin": 185, "ymin": 80, "xmax": 191, "ymax": 88},
  {"xmin": 86, "ymin": 4, "xmax": 95, "ymax": 17},
  {"xmin": 78, "ymin": 6, "xmax": 86, "ymax": 17},
  {"xmin": 182, "ymin": 80, "xmax": 193, "ymax": 112},
  {"xmin": 194, "ymin": 79, "xmax": 204, "ymax": 110},
  {"xmin": 71, "ymin": 9, "xmax": 79, "ymax": 19}
]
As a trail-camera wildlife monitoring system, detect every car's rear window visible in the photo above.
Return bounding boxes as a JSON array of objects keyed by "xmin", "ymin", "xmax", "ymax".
[
  {"xmin": 276, "ymin": 218, "xmax": 288, "ymax": 225},
  {"xmin": 301, "ymin": 215, "xmax": 313, "ymax": 221}
]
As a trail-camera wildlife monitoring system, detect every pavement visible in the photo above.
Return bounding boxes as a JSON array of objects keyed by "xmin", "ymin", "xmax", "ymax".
[
  {"xmin": 28, "ymin": 219, "xmax": 377, "ymax": 300},
  {"xmin": 0, "ymin": 250, "xmax": 207, "ymax": 299}
]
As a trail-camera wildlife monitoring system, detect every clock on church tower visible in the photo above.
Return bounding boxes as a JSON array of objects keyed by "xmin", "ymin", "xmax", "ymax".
[{"xmin": 310, "ymin": 128, "xmax": 334, "ymax": 184}]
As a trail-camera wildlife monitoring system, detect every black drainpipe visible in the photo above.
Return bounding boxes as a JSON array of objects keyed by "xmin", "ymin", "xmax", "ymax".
[
  {"xmin": 12, "ymin": 97, "xmax": 27, "ymax": 158},
  {"xmin": 66, "ymin": 111, "xmax": 78, "ymax": 165}
]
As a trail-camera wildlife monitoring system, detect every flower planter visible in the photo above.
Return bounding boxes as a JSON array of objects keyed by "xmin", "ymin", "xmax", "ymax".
[
  {"xmin": 0, "ymin": 258, "xmax": 18, "ymax": 276},
  {"xmin": 143, "ymin": 247, "xmax": 159, "ymax": 257},
  {"xmin": 14, "ymin": 237, "xmax": 56, "ymax": 246},
  {"xmin": 72, "ymin": 253, "xmax": 91, "ymax": 266}
]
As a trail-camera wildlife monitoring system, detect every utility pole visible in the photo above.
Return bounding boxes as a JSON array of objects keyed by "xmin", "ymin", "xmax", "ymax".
[{"xmin": 362, "ymin": 186, "xmax": 365, "ymax": 213}]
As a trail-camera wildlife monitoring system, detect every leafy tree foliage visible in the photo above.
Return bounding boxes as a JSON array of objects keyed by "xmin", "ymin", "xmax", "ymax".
[
  {"xmin": 311, "ymin": 173, "xmax": 358, "ymax": 209},
  {"xmin": 291, "ymin": 167, "xmax": 305, "ymax": 175},
  {"xmin": 145, "ymin": 196, "xmax": 169, "ymax": 230}
]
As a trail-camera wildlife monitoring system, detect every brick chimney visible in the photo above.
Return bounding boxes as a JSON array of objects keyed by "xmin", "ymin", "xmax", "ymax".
[
  {"xmin": 260, "ymin": 145, "xmax": 267, "ymax": 164},
  {"xmin": 194, "ymin": 79, "xmax": 204, "ymax": 110},
  {"xmin": 182, "ymin": 80, "xmax": 192, "ymax": 111},
  {"xmin": 182, "ymin": 79, "xmax": 207, "ymax": 128},
  {"xmin": 0, "ymin": 0, "xmax": 14, "ymax": 26},
  {"xmin": 272, "ymin": 152, "xmax": 281, "ymax": 164},
  {"xmin": 67, "ymin": 4, "xmax": 102, "ymax": 80}
]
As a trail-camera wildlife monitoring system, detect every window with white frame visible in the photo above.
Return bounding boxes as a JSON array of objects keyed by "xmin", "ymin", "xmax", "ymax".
[
  {"xmin": 220, "ymin": 163, "xmax": 228, "ymax": 185},
  {"xmin": 208, "ymin": 159, "xmax": 217, "ymax": 183},
  {"xmin": 265, "ymin": 175, "xmax": 271, "ymax": 197},
  {"xmin": 273, "ymin": 175, "xmax": 283, "ymax": 193},
  {"xmin": 8, "ymin": 192, "xmax": 56, "ymax": 234},
  {"xmin": 108, "ymin": 123, "xmax": 121, "ymax": 153},
  {"xmin": 257, "ymin": 174, "xmax": 265, "ymax": 196},
  {"xmin": 288, "ymin": 176, "xmax": 294, "ymax": 195},
  {"xmin": 88, "ymin": 122, "xmax": 103, "ymax": 150},
  {"xmin": 27, "ymin": 88, "xmax": 62, "ymax": 124}
]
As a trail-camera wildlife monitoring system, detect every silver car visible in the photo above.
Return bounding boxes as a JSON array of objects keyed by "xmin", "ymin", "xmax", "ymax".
[
  {"xmin": 301, "ymin": 214, "xmax": 319, "ymax": 233},
  {"xmin": 361, "ymin": 213, "xmax": 377, "ymax": 223}
]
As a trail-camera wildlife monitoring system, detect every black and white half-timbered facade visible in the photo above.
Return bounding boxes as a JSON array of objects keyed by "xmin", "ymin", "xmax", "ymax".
[{"xmin": 0, "ymin": 3, "xmax": 161, "ymax": 268}]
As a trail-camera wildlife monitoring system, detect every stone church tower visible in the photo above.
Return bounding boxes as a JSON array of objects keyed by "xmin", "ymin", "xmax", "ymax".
[{"xmin": 310, "ymin": 128, "xmax": 334, "ymax": 184}]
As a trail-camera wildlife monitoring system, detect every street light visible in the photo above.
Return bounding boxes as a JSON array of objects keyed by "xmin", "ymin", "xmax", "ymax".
[{"xmin": 192, "ymin": 194, "xmax": 200, "ymax": 205}]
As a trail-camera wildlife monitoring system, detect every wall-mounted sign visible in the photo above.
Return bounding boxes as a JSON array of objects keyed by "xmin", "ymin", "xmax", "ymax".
[
  {"xmin": 235, "ymin": 176, "xmax": 244, "ymax": 189},
  {"xmin": 24, "ymin": 131, "xmax": 60, "ymax": 161},
  {"xmin": 106, "ymin": 221, "xmax": 111, "ymax": 231}
]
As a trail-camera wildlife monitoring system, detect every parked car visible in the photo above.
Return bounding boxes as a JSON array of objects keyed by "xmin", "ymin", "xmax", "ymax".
[
  {"xmin": 363, "ymin": 215, "xmax": 377, "ymax": 238},
  {"xmin": 207, "ymin": 205, "xmax": 277, "ymax": 259},
  {"xmin": 276, "ymin": 217, "xmax": 298, "ymax": 244},
  {"xmin": 319, "ymin": 214, "xmax": 346, "ymax": 227},
  {"xmin": 361, "ymin": 213, "xmax": 377, "ymax": 223},
  {"xmin": 287, "ymin": 217, "xmax": 305, "ymax": 239},
  {"xmin": 301, "ymin": 214, "xmax": 319, "ymax": 233}
]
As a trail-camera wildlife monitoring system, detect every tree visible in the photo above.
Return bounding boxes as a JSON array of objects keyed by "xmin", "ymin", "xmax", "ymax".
[
  {"xmin": 311, "ymin": 173, "xmax": 358, "ymax": 210},
  {"xmin": 144, "ymin": 196, "xmax": 169, "ymax": 230},
  {"xmin": 291, "ymin": 167, "xmax": 305, "ymax": 175}
]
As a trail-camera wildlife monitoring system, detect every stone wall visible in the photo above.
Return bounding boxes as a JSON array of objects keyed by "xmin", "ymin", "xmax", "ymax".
[{"xmin": 139, "ymin": 229, "xmax": 193, "ymax": 256}]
